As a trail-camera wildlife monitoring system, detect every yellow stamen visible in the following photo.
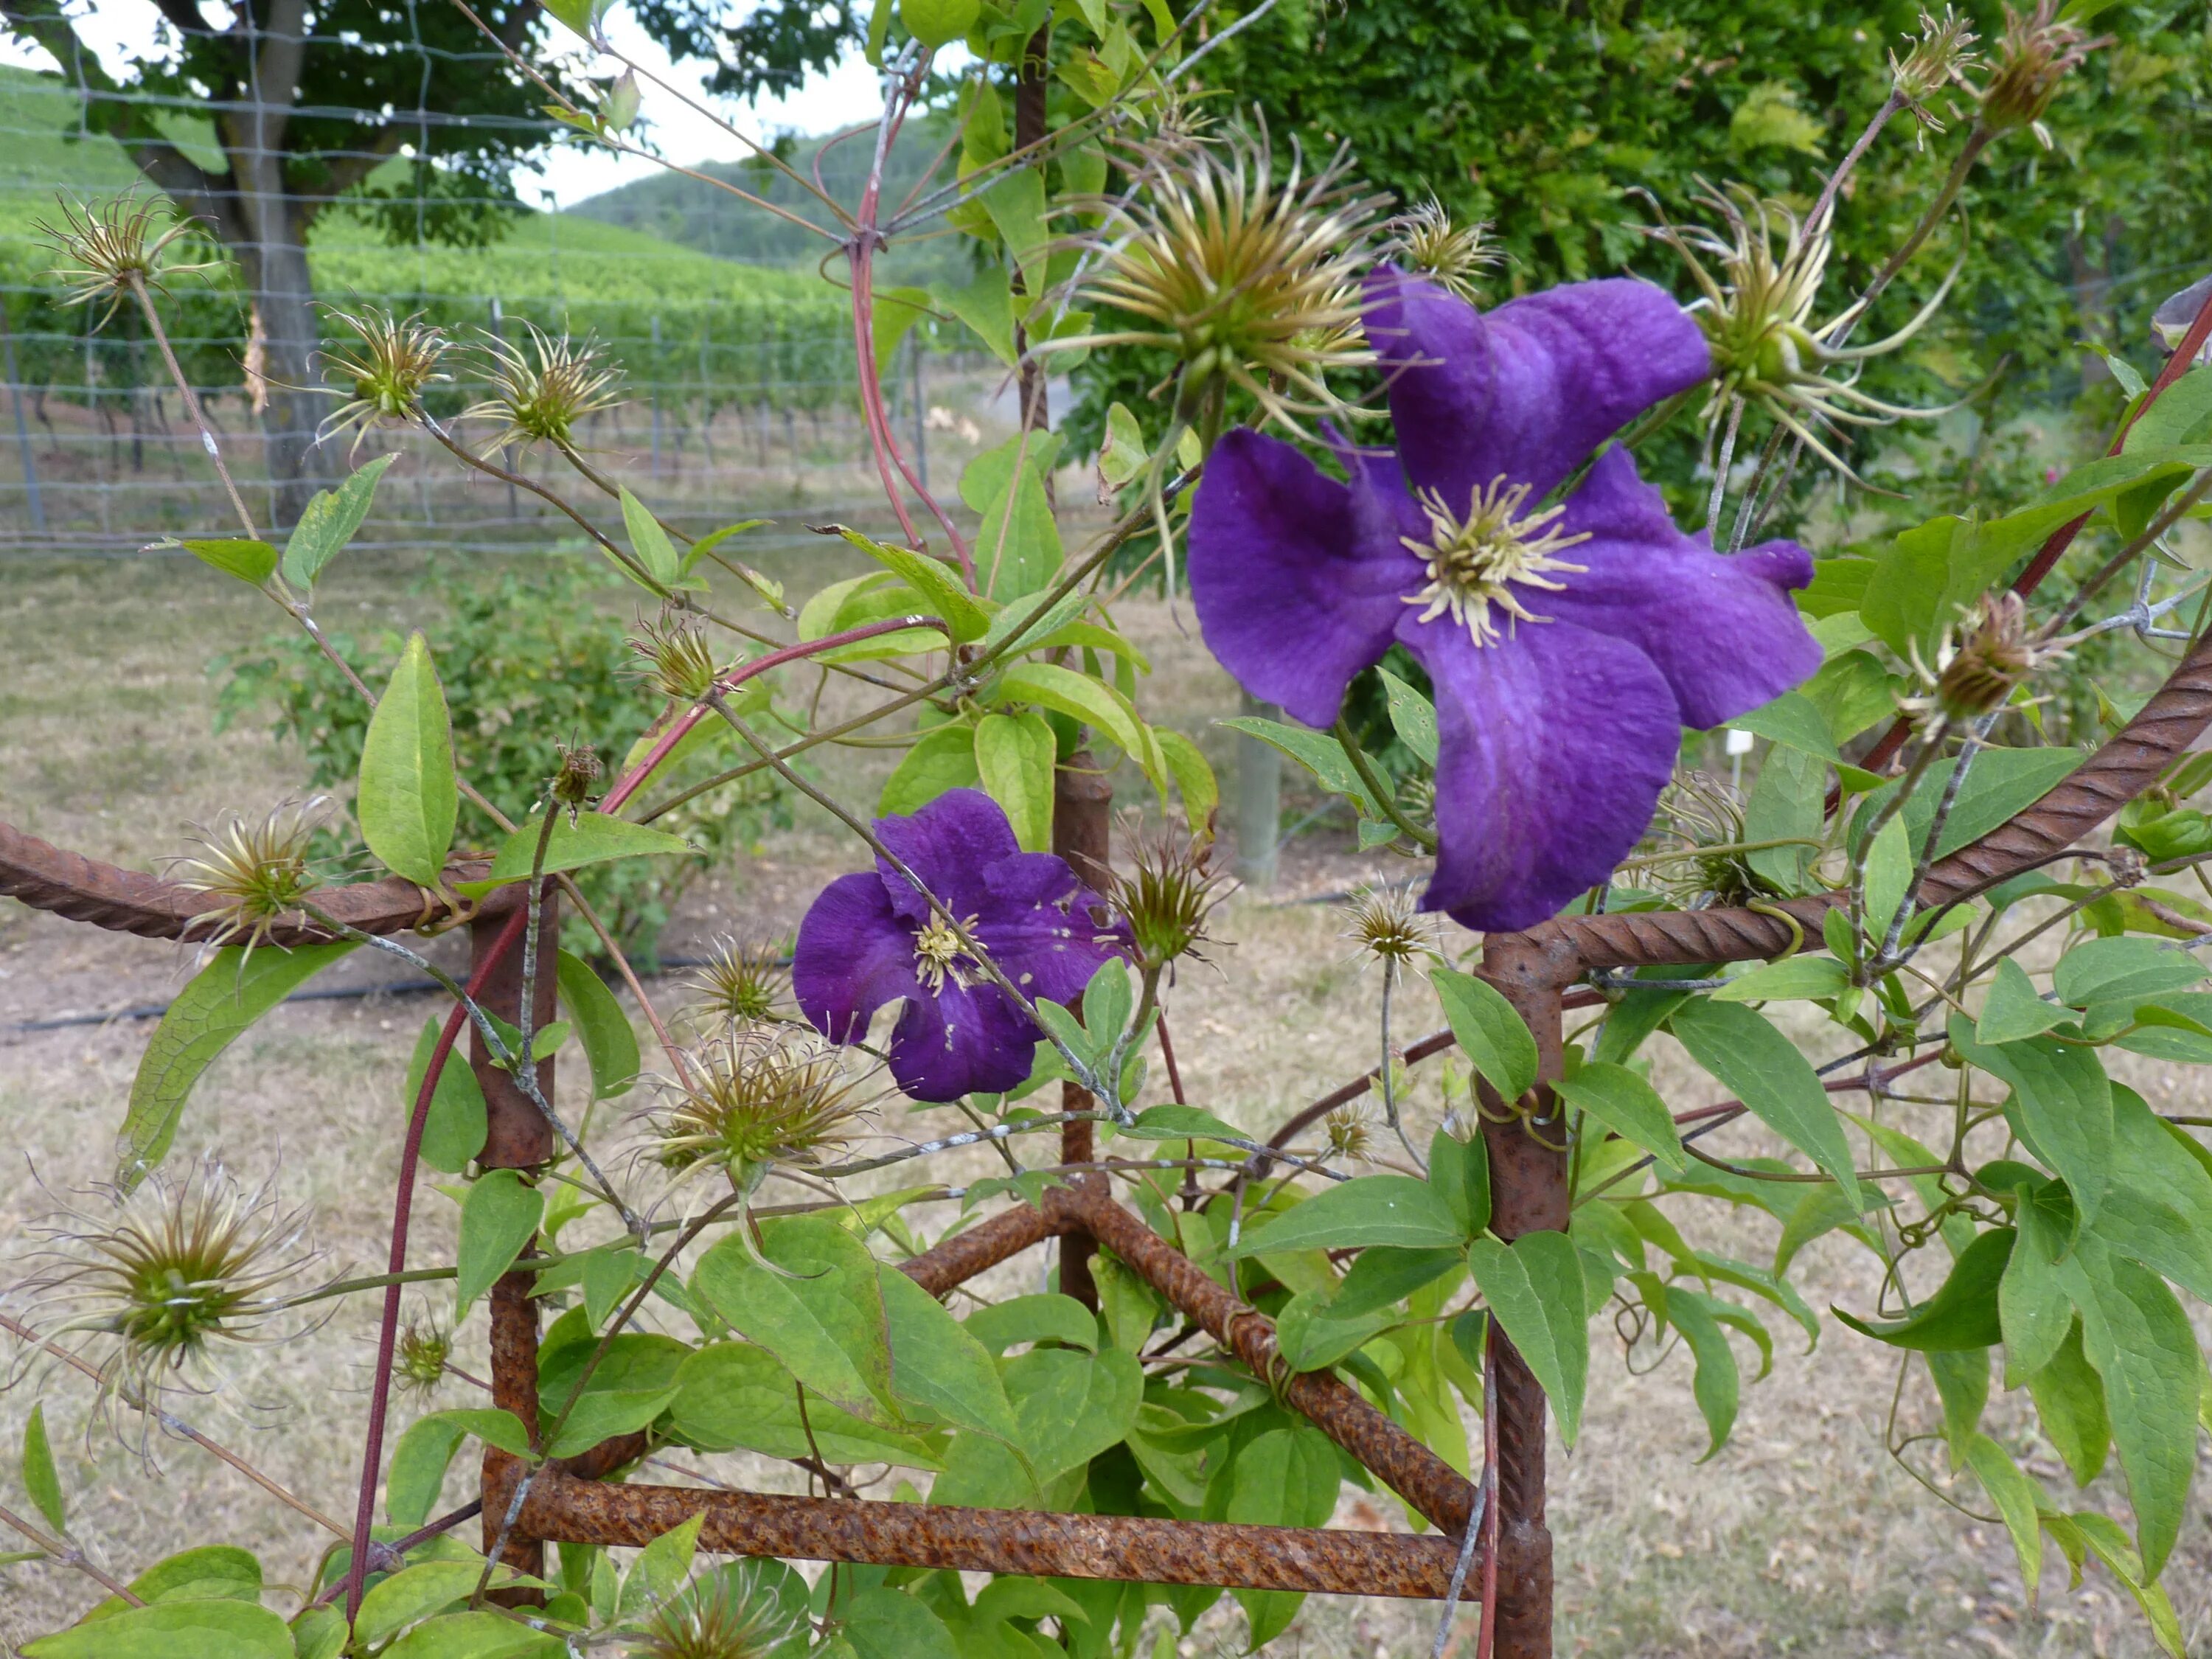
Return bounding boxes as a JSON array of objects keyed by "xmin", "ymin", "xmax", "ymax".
[
  {"xmin": 913, "ymin": 917, "xmax": 978, "ymax": 992},
  {"xmin": 1401, "ymin": 477, "xmax": 1590, "ymax": 646}
]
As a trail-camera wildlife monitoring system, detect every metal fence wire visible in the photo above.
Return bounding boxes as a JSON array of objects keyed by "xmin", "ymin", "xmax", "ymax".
[{"xmin": 0, "ymin": 21, "xmax": 980, "ymax": 555}]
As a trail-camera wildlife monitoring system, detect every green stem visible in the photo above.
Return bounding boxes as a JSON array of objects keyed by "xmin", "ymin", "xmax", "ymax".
[{"xmin": 1333, "ymin": 715, "xmax": 1438, "ymax": 851}]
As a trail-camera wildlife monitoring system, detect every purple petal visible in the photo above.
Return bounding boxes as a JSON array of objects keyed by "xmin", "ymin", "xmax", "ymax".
[
  {"xmin": 886, "ymin": 976, "xmax": 1040, "ymax": 1102},
  {"xmin": 1189, "ymin": 427, "xmax": 1414, "ymax": 729},
  {"xmin": 1365, "ymin": 269, "xmax": 1712, "ymax": 505},
  {"xmin": 975, "ymin": 852, "xmax": 1121, "ymax": 1007},
  {"xmin": 1544, "ymin": 448, "xmax": 1820, "ymax": 729},
  {"xmin": 794, "ymin": 871, "xmax": 924, "ymax": 1046},
  {"xmin": 1402, "ymin": 615, "xmax": 1681, "ymax": 933},
  {"xmin": 873, "ymin": 789, "xmax": 1023, "ymax": 925}
]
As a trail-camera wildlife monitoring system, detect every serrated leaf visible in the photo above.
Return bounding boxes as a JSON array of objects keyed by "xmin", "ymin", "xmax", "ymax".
[
  {"xmin": 1431, "ymin": 968, "xmax": 1539, "ymax": 1103},
  {"xmin": 1669, "ymin": 999, "xmax": 1864, "ymax": 1210},
  {"xmin": 1230, "ymin": 1175, "xmax": 1464, "ymax": 1257},
  {"xmin": 1555, "ymin": 1062, "xmax": 1686, "ymax": 1177},
  {"xmin": 280, "ymin": 453, "xmax": 394, "ymax": 589},
  {"xmin": 554, "ymin": 950, "xmax": 640, "ymax": 1102},
  {"xmin": 456, "ymin": 1169, "xmax": 543, "ymax": 1312},
  {"xmin": 359, "ymin": 632, "xmax": 458, "ymax": 888},
  {"xmin": 120, "ymin": 942, "xmax": 356, "ymax": 1185},
  {"xmin": 1468, "ymin": 1232, "xmax": 1590, "ymax": 1445}
]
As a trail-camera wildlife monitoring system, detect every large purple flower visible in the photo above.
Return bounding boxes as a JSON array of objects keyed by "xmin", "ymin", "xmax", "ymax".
[
  {"xmin": 794, "ymin": 789, "xmax": 1123, "ymax": 1102},
  {"xmin": 1189, "ymin": 270, "xmax": 1823, "ymax": 933}
]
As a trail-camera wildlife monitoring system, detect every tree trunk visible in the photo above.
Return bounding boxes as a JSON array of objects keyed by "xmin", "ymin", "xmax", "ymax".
[{"xmin": 235, "ymin": 232, "xmax": 325, "ymax": 525}]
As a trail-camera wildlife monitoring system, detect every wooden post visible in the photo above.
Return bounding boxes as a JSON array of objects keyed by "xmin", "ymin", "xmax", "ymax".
[
  {"xmin": 1053, "ymin": 750, "xmax": 1112, "ymax": 1310},
  {"xmin": 470, "ymin": 891, "xmax": 558, "ymax": 1601},
  {"xmin": 1472, "ymin": 933, "xmax": 1573, "ymax": 1658}
]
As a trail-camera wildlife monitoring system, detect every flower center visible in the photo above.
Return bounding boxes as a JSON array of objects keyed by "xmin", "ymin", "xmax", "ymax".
[
  {"xmin": 912, "ymin": 916, "xmax": 978, "ymax": 992},
  {"xmin": 1401, "ymin": 477, "xmax": 1590, "ymax": 646}
]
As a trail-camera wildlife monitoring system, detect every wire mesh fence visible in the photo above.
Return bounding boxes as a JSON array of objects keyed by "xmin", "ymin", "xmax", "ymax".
[{"xmin": 0, "ymin": 18, "xmax": 979, "ymax": 556}]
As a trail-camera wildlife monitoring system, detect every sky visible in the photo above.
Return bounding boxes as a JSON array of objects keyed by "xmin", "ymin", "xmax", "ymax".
[{"xmin": 1, "ymin": 0, "xmax": 888, "ymax": 209}]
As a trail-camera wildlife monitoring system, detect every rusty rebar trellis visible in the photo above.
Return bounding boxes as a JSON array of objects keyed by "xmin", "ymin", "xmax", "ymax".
[{"xmin": 7, "ymin": 621, "xmax": 2212, "ymax": 1655}]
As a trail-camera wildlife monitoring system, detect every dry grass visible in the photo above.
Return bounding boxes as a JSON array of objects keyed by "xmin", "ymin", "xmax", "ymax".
[{"xmin": 1, "ymin": 549, "xmax": 2207, "ymax": 1658}]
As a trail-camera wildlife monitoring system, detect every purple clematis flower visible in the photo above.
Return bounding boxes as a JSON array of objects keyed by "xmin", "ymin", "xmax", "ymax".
[
  {"xmin": 1189, "ymin": 269, "xmax": 1823, "ymax": 933},
  {"xmin": 794, "ymin": 789, "xmax": 1124, "ymax": 1102}
]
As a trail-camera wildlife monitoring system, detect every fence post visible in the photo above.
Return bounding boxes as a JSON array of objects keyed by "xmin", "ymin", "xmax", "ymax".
[
  {"xmin": 649, "ymin": 313, "xmax": 663, "ymax": 479},
  {"xmin": 1, "ymin": 306, "xmax": 45, "ymax": 534},
  {"xmin": 1234, "ymin": 691, "xmax": 1281, "ymax": 889}
]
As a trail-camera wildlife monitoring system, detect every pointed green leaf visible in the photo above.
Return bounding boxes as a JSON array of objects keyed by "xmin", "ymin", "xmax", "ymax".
[
  {"xmin": 832, "ymin": 526, "xmax": 990, "ymax": 641},
  {"xmin": 619, "ymin": 487, "xmax": 681, "ymax": 588},
  {"xmin": 1230, "ymin": 1175, "xmax": 1464, "ymax": 1257},
  {"xmin": 1833, "ymin": 1226, "xmax": 2011, "ymax": 1351},
  {"xmin": 20, "ymin": 1403, "xmax": 63, "ymax": 1534},
  {"xmin": 1725, "ymin": 690, "xmax": 1840, "ymax": 761},
  {"xmin": 961, "ymin": 1293, "xmax": 1098, "ymax": 1355},
  {"xmin": 1979, "ymin": 958, "xmax": 2070, "ymax": 1045},
  {"xmin": 1155, "ymin": 728, "xmax": 1219, "ymax": 833},
  {"xmin": 2028, "ymin": 1321, "xmax": 2112, "ymax": 1487},
  {"xmin": 997, "ymin": 662, "xmax": 1156, "ymax": 782},
  {"xmin": 1660, "ymin": 1287, "xmax": 1742, "ymax": 1459},
  {"xmin": 877, "ymin": 1266, "xmax": 1019, "ymax": 1447},
  {"xmin": 359, "ymin": 633, "xmax": 458, "ymax": 888},
  {"xmin": 280, "ymin": 453, "xmax": 394, "ymax": 589},
  {"xmin": 1329, "ymin": 1244, "xmax": 1464, "ymax": 1321},
  {"xmin": 2000, "ymin": 1181, "xmax": 2073, "ymax": 1385},
  {"xmin": 355, "ymin": 1561, "xmax": 487, "ymax": 1650},
  {"xmin": 21, "ymin": 1600, "xmax": 292, "ymax": 1658},
  {"xmin": 689, "ymin": 1217, "xmax": 895, "ymax": 1425},
  {"xmin": 554, "ymin": 950, "xmax": 641, "ymax": 1102},
  {"xmin": 402, "ymin": 1016, "xmax": 488, "ymax": 1174},
  {"xmin": 1431, "ymin": 968, "xmax": 1539, "ymax": 1103},
  {"xmin": 974, "ymin": 711, "xmax": 1056, "ymax": 851},
  {"xmin": 120, "ymin": 942, "xmax": 357, "ymax": 1186},
  {"xmin": 468, "ymin": 810, "xmax": 692, "ymax": 894},
  {"xmin": 456, "ymin": 1169, "xmax": 543, "ymax": 1312},
  {"xmin": 1669, "ymin": 999, "xmax": 1864, "ymax": 1209},
  {"xmin": 1470, "ymin": 1231, "xmax": 1590, "ymax": 1444},
  {"xmin": 843, "ymin": 1586, "xmax": 961, "ymax": 1659},
  {"xmin": 1711, "ymin": 955, "xmax": 1852, "ymax": 1004},
  {"xmin": 1965, "ymin": 1433, "xmax": 2045, "ymax": 1603},
  {"xmin": 1951, "ymin": 1015, "xmax": 2112, "ymax": 1228},
  {"xmin": 181, "ymin": 538, "xmax": 279, "ymax": 588},
  {"xmin": 1374, "ymin": 666, "xmax": 1439, "ymax": 765},
  {"xmin": 1555, "ymin": 1061, "xmax": 1686, "ymax": 1177},
  {"xmin": 1428, "ymin": 1127, "xmax": 1490, "ymax": 1237}
]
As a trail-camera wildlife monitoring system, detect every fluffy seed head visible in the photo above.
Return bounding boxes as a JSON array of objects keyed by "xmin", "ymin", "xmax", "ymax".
[
  {"xmin": 1980, "ymin": 1, "xmax": 2108, "ymax": 145},
  {"xmin": 1891, "ymin": 7, "xmax": 1983, "ymax": 133},
  {"xmin": 684, "ymin": 936, "xmax": 789, "ymax": 1028},
  {"xmin": 167, "ymin": 799, "xmax": 328, "ymax": 961},
  {"xmin": 1106, "ymin": 817, "xmax": 1234, "ymax": 974},
  {"xmin": 465, "ymin": 321, "xmax": 625, "ymax": 451},
  {"xmin": 644, "ymin": 1026, "xmax": 869, "ymax": 1187},
  {"xmin": 1905, "ymin": 591, "xmax": 2058, "ymax": 723},
  {"xmin": 1058, "ymin": 123, "xmax": 1387, "ymax": 434},
  {"xmin": 7, "ymin": 1163, "xmax": 319, "ymax": 1440},
  {"xmin": 1382, "ymin": 198, "xmax": 1495, "ymax": 302},
  {"xmin": 319, "ymin": 307, "xmax": 451, "ymax": 447},
  {"xmin": 38, "ymin": 194, "xmax": 218, "ymax": 327},
  {"xmin": 1341, "ymin": 882, "xmax": 1433, "ymax": 967},
  {"xmin": 630, "ymin": 1565, "xmax": 799, "ymax": 1659},
  {"xmin": 1646, "ymin": 771, "xmax": 1776, "ymax": 908},
  {"xmin": 395, "ymin": 1312, "xmax": 452, "ymax": 1397},
  {"xmin": 1322, "ymin": 1103, "xmax": 1377, "ymax": 1164},
  {"xmin": 628, "ymin": 612, "xmax": 723, "ymax": 703}
]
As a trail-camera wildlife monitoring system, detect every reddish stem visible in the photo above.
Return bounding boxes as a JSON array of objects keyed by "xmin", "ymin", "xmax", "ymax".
[
  {"xmin": 343, "ymin": 902, "xmax": 530, "ymax": 1624},
  {"xmin": 601, "ymin": 615, "xmax": 947, "ymax": 815},
  {"xmin": 1854, "ymin": 281, "xmax": 2212, "ymax": 779},
  {"xmin": 1155, "ymin": 1011, "xmax": 1188, "ymax": 1105}
]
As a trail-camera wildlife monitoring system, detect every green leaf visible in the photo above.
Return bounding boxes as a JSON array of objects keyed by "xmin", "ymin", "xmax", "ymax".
[
  {"xmin": 2057, "ymin": 1239, "xmax": 2200, "ymax": 1576},
  {"xmin": 998, "ymin": 662, "xmax": 1157, "ymax": 782},
  {"xmin": 1660, "ymin": 1287, "xmax": 1742, "ymax": 1459},
  {"xmin": 1428, "ymin": 1127, "xmax": 1491, "ymax": 1237},
  {"xmin": 545, "ymin": 1384, "xmax": 677, "ymax": 1460},
  {"xmin": 2061, "ymin": 1512, "xmax": 2185, "ymax": 1657},
  {"xmin": 1951, "ymin": 1017, "xmax": 2112, "ymax": 1228},
  {"xmin": 355, "ymin": 1560, "xmax": 485, "ymax": 1649},
  {"xmin": 181, "ymin": 537, "xmax": 279, "ymax": 588},
  {"xmin": 690, "ymin": 1217, "xmax": 895, "ymax": 1425},
  {"xmin": 1855, "ymin": 748, "xmax": 2085, "ymax": 865},
  {"xmin": 1468, "ymin": 1232, "xmax": 1590, "ymax": 1445},
  {"xmin": 1833, "ymin": 1226, "xmax": 2010, "ymax": 1350},
  {"xmin": 1965, "ymin": 1433, "xmax": 2045, "ymax": 1602},
  {"xmin": 1155, "ymin": 728, "xmax": 1220, "ymax": 832},
  {"xmin": 1121, "ymin": 1105, "xmax": 1246, "ymax": 1144},
  {"xmin": 871, "ymin": 285, "xmax": 936, "ymax": 368},
  {"xmin": 402, "ymin": 1016, "xmax": 488, "ymax": 1174},
  {"xmin": 23, "ymin": 1601, "xmax": 292, "ymax": 1658},
  {"xmin": 2092, "ymin": 1085, "xmax": 2212, "ymax": 1301},
  {"xmin": 2001, "ymin": 1180, "xmax": 2073, "ymax": 1385},
  {"xmin": 981, "ymin": 164, "xmax": 1049, "ymax": 282},
  {"xmin": 359, "ymin": 633, "xmax": 459, "ymax": 888},
  {"xmin": 929, "ymin": 264, "xmax": 1017, "ymax": 366},
  {"xmin": 1217, "ymin": 714, "xmax": 1381, "ymax": 813},
  {"xmin": 1669, "ymin": 999, "xmax": 1863, "ymax": 1209},
  {"xmin": 1743, "ymin": 743, "xmax": 1823, "ymax": 892},
  {"xmin": 843, "ymin": 1586, "xmax": 961, "ymax": 1659},
  {"xmin": 1554, "ymin": 1062, "xmax": 1686, "ymax": 1177},
  {"xmin": 1929, "ymin": 1348, "xmax": 1991, "ymax": 1467},
  {"xmin": 1274, "ymin": 1289, "xmax": 1394, "ymax": 1372},
  {"xmin": 280, "ymin": 453, "xmax": 394, "ymax": 589},
  {"xmin": 979, "ymin": 583, "xmax": 1085, "ymax": 658},
  {"xmin": 1225, "ymin": 1425, "xmax": 1341, "ymax": 1646},
  {"xmin": 1711, "ymin": 956, "xmax": 1852, "ymax": 1004},
  {"xmin": 468, "ymin": 810, "xmax": 692, "ymax": 894},
  {"xmin": 2053, "ymin": 936, "xmax": 2209, "ymax": 1009},
  {"xmin": 1863, "ymin": 814, "xmax": 1913, "ymax": 945},
  {"xmin": 832, "ymin": 526, "xmax": 990, "ymax": 642},
  {"xmin": 456, "ymin": 1169, "xmax": 544, "ymax": 1312},
  {"xmin": 1329, "ymin": 1243, "xmax": 1464, "ymax": 1320},
  {"xmin": 681, "ymin": 518, "xmax": 771, "ymax": 580},
  {"xmin": 121, "ymin": 942, "xmax": 357, "ymax": 1184},
  {"xmin": 554, "ymin": 950, "xmax": 640, "ymax": 1102},
  {"xmin": 975, "ymin": 461, "xmax": 1064, "ymax": 602},
  {"xmin": 1230, "ymin": 1175, "xmax": 1465, "ymax": 1257},
  {"xmin": 1725, "ymin": 690, "xmax": 1840, "ymax": 762},
  {"xmin": 974, "ymin": 712, "xmax": 1056, "ymax": 851},
  {"xmin": 383, "ymin": 1610, "xmax": 563, "ymax": 1659},
  {"xmin": 619, "ymin": 487, "xmax": 681, "ymax": 588},
  {"xmin": 1593, "ymin": 987, "xmax": 1690, "ymax": 1065},
  {"xmin": 2028, "ymin": 1321, "xmax": 2112, "ymax": 1486},
  {"xmin": 1004, "ymin": 1344, "xmax": 1143, "ymax": 1479},
  {"xmin": 386, "ymin": 1412, "xmax": 471, "ymax": 1528},
  {"xmin": 961, "ymin": 1293, "xmax": 1098, "ymax": 1355},
  {"xmin": 20, "ymin": 1403, "xmax": 63, "ymax": 1534},
  {"xmin": 1978, "ymin": 958, "xmax": 2070, "ymax": 1045},
  {"xmin": 1374, "ymin": 665, "xmax": 1439, "ymax": 765},
  {"xmin": 668, "ymin": 1343, "xmax": 939, "ymax": 1468},
  {"xmin": 877, "ymin": 1265, "xmax": 1019, "ymax": 1442},
  {"xmin": 1430, "ymin": 968, "xmax": 1539, "ymax": 1102}
]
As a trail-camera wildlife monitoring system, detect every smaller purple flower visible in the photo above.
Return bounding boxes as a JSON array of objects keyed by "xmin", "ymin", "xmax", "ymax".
[{"xmin": 794, "ymin": 789, "xmax": 1124, "ymax": 1103}]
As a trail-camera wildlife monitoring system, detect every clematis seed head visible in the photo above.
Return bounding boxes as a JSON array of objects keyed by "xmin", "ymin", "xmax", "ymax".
[
  {"xmin": 1978, "ymin": 1, "xmax": 2108, "ymax": 147},
  {"xmin": 1905, "ymin": 591, "xmax": 2057, "ymax": 723},
  {"xmin": 552, "ymin": 742, "xmax": 603, "ymax": 815},
  {"xmin": 1323, "ymin": 1102, "xmax": 1377, "ymax": 1164},
  {"xmin": 628, "ymin": 612, "xmax": 722, "ymax": 703},
  {"xmin": 394, "ymin": 1311, "xmax": 452, "ymax": 1397},
  {"xmin": 631, "ymin": 1565, "xmax": 799, "ymax": 1659},
  {"xmin": 1342, "ymin": 882, "xmax": 1434, "ymax": 967},
  {"xmin": 1891, "ymin": 7, "xmax": 1983, "ymax": 136},
  {"xmin": 685, "ymin": 936, "xmax": 789, "ymax": 1028},
  {"xmin": 319, "ymin": 307, "xmax": 451, "ymax": 449},
  {"xmin": 1646, "ymin": 771, "xmax": 1776, "ymax": 908},
  {"xmin": 1382, "ymin": 198, "xmax": 1495, "ymax": 303},
  {"xmin": 464, "ymin": 321, "xmax": 625, "ymax": 453},
  {"xmin": 643, "ymin": 1026, "xmax": 870, "ymax": 1189},
  {"xmin": 38, "ymin": 194, "xmax": 218, "ymax": 328},
  {"xmin": 1105, "ymin": 816, "xmax": 1236, "ymax": 975},
  {"xmin": 1056, "ymin": 123, "xmax": 1387, "ymax": 436},
  {"xmin": 167, "ymin": 799, "xmax": 328, "ymax": 961}
]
